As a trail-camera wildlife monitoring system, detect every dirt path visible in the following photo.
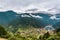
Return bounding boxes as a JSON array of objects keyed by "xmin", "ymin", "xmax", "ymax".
[{"xmin": 0, "ymin": 38, "xmax": 7, "ymax": 40}]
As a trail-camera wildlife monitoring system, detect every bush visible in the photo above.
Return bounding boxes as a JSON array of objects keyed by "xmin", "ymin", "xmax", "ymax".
[
  {"xmin": 0, "ymin": 25, "xmax": 8, "ymax": 38},
  {"xmin": 56, "ymin": 28, "xmax": 60, "ymax": 33},
  {"xmin": 43, "ymin": 32, "xmax": 50, "ymax": 39}
]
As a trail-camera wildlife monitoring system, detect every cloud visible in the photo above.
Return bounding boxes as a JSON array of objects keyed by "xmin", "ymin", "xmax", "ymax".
[
  {"xmin": 29, "ymin": 14, "xmax": 43, "ymax": 18},
  {"xmin": 44, "ymin": 25, "xmax": 55, "ymax": 31},
  {"xmin": 21, "ymin": 15, "xmax": 31, "ymax": 17},
  {"xmin": 50, "ymin": 15, "xmax": 56, "ymax": 20},
  {"xmin": 0, "ymin": 0, "xmax": 60, "ymax": 14},
  {"xmin": 21, "ymin": 13, "xmax": 43, "ymax": 18},
  {"xmin": 33, "ymin": 15, "xmax": 43, "ymax": 18},
  {"xmin": 50, "ymin": 15, "xmax": 60, "ymax": 20}
]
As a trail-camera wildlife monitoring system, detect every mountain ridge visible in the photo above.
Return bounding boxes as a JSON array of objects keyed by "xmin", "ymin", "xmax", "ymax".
[{"xmin": 0, "ymin": 10, "xmax": 60, "ymax": 30}]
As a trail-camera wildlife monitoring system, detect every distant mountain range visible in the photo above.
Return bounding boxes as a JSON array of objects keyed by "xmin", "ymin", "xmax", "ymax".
[{"xmin": 0, "ymin": 10, "xmax": 60, "ymax": 30}]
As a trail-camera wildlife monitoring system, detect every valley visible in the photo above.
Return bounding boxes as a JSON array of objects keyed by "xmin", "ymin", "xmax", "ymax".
[{"xmin": 0, "ymin": 10, "xmax": 60, "ymax": 40}]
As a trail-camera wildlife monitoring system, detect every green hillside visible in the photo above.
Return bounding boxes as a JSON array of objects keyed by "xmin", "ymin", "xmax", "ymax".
[{"xmin": 0, "ymin": 25, "xmax": 60, "ymax": 40}]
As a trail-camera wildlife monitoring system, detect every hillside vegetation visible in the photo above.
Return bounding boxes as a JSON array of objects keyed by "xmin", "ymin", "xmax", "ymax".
[{"xmin": 0, "ymin": 25, "xmax": 60, "ymax": 40}]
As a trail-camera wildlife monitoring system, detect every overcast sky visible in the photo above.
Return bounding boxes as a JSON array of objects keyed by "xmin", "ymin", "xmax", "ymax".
[{"xmin": 0, "ymin": 0, "xmax": 60, "ymax": 13}]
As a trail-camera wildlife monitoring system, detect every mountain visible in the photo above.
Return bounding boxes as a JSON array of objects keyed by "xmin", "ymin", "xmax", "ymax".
[
  {"xmin": 53, "ymin": 22, "xmax": 60, "ymax": 29},
  {"xmin": 8, "ymin": 13, "xmax": 51, "ymax": 32},
  {"xmin": 0, "ymin": 10, "xmax": 17, "ymax": 25},
  {"xmin": 0, "ymin": 10, "xmax": 60, "ymax": 31},
  {"xmin": 9, "ymin": 13, "xmax": 51, "ymax": 27}
]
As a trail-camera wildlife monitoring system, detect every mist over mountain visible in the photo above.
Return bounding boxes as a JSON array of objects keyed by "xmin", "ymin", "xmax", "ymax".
[
  {"xmin": 0, "ymin": 10, "xmax": 60, "ymax": 30},
  {"xmin": 0, "ymin": 0, "xmax": 60, "ymax": 39}
]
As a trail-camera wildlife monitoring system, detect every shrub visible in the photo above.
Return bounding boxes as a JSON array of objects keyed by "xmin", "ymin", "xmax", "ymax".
[
  {"xmin": 0, "ymin": 25, "xmax": 8, "ymax": 38},
  {"xmin": 43, "ymin": 32, "xmax": 50, "ymax": 39}
]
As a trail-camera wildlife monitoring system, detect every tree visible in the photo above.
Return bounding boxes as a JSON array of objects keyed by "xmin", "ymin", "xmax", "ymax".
[
  {"xmin": 0, "ymin": 25, "xmax": 7, "ymax": 38},
  {"xmin": 56, "ymin": 28, "xmax": 60, "ymax": 33},
  {"xmin": 43, "ymin": 32, "xmax": 50, "ymax": 39}
]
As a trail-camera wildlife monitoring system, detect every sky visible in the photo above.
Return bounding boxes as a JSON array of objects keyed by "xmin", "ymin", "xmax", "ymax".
[{"xmin": 0, "ymin": 0, "xmax": 60, "ymax": 14}]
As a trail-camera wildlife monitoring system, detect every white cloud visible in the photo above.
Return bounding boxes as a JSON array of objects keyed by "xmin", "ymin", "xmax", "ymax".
[
  {"xmin": 50, "ymin": 15, "xmax": 56, "ymax": 20},
  {"xmin": 50, "ymin": 15, "xmax": 60, "ymax": 20},
  {"xmin": 44, "ymin": 25, "xmax": 55, "ymax": 31},
  {"xmin": 21, "ymin": 14, "xmax": 43, "ymax": 18},
  {"xmin": 21, "ymin": 15, "xmax": 31, "ymax": 17},
  {"xmin": 29, "ymin": 14, "xmax": 43, "ymax": 18},
  {"xmin": 0, "ymin": 0, "xmax": 60, "ymax": 14},
  {"xmin": 33, "ymin": 15, "xmax": 43, "ymax": 18}
]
